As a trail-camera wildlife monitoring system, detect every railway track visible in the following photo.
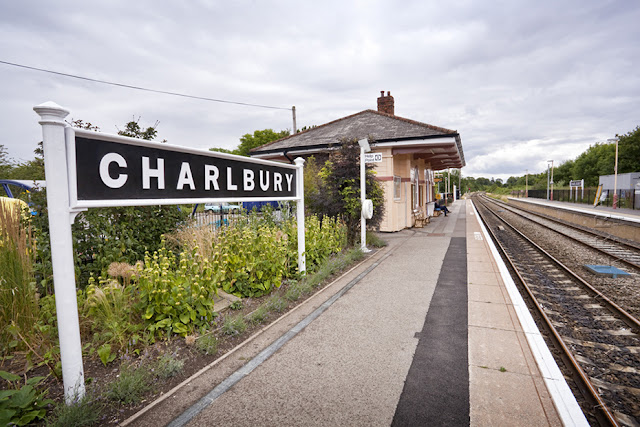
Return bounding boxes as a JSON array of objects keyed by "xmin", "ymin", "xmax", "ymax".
[
  {"xmin": 480, "ymin": 195, "xmax": 640, "ymax": 270},
  {"xmin": 473, "ymin": 196, "xmax": 640, "ymax": 426}
]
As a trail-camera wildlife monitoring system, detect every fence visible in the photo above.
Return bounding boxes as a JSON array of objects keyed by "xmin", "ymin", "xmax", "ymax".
[
  {"xmin": 187, "ymin": 205, "xmax": 295, "ymax": 232},
  {"xmin": 511, "ymin": 188, "xmax": 638, "ymax": 210}
]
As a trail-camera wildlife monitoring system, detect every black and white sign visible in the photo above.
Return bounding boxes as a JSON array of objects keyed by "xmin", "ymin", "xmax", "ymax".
[
  {"xmin": 364, "ymin": 152, "xmax": 382, "ymax": 163},
  {"xmin": 69, "ymin": 130, "xmax": 298, "ymax": 207}
]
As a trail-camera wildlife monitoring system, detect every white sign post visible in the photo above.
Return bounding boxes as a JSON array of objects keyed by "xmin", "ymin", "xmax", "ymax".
[
  {"xmin": 34, "ymin": 102, "xmax": 306, "ymax": 402},
  {"xmin": 34, "ymin": 102, "xmax": 86, "ymax": 403},
  {"xmin": 570, "ymin": 179, "xmax": 584, "ymax": 202}
]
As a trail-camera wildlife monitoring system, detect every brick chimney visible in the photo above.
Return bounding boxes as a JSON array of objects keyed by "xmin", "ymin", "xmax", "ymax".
[{"xmin": 377, "ymin": 90, "xmax": 394, "ymax": 115}]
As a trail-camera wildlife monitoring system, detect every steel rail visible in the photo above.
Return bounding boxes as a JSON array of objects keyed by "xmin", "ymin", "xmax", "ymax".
[
  {"xmin": 474, "ymin": 198, "xmax": 621, "ymax": 426},
  {"xmin": 481, "ymin": 195, "xmax": 640, "ymax": 271},
  {"xmin": 479, "ymin": 197, "xmax": 640, "ymax": 330}
]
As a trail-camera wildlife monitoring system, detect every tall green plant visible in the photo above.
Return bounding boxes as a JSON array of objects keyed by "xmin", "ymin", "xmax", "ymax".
[
  {"xmin": 213, "ymin": 224, "xmax": 289, "ymax": 297},
  {"xmin": 0, "ymin": 201, "xmax": 39, "ymax": 354},
  {"xmin": 136, "ymin": 242, "xmax": 219, "ymax": 338}
]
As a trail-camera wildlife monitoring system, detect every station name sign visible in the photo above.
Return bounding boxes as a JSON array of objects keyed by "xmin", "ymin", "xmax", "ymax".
[{"xmin": 69, "ymin": 130, "xmax": 298, "ymax": 208}]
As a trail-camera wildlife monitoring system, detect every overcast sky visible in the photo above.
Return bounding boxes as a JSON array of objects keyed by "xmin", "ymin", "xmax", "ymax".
[{"xmin": 1, "ymin": 1, "xmax": 639, "ymax": 181}]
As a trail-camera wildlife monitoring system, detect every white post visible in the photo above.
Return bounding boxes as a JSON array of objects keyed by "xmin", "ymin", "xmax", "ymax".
[
  {"xmin": 294, "ymin": 157, "xmax": 306, "ymax": 274},
  {"xmin": 358, "ymin": 139, "xmax": 371, "ymax": 253},
  {"xmin": 33, "ymin": 102, "xmax": 85, "ymax": 403}
]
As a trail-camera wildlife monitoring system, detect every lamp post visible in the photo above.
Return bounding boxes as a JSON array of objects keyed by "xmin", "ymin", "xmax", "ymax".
[
  {"xmin": 525, "ymin": 169, "xmax": 528, "ymax": 197},
  {"xmin": 608, "ymin": 137, "xmax": 619, "ymax": 209},
  {"xmin": 546, "ymin": 163, "xmax": 550, "ymax": 200},
  {"xmin": 547, "ymin": 160, "xmax": 554, "ymax": 201}
]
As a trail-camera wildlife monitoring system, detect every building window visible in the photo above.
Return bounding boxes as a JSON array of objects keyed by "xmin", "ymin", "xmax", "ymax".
[
  {"xmin": 411, "ymin": 184, "xmax": 415, "ymax": 208},
  {"xmin": 393, "ymin": 176, "xmax": 401, "ymax": 200}
]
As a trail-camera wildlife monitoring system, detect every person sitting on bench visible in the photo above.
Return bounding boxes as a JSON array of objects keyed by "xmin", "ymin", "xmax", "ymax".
[{"xmin": 434, "ymin": 200, "xmax": 450, "ymax": 216}]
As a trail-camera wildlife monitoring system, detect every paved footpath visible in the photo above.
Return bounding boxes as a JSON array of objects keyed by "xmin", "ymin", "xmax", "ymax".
[{"xmin": 126, "ymin": 199, "xmax": 570, "ymax": 426}]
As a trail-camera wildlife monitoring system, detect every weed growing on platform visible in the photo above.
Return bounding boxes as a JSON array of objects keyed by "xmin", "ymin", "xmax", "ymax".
[{"xmin": 366, "ymin": 231, "xmax": 387, "ymax": 248}]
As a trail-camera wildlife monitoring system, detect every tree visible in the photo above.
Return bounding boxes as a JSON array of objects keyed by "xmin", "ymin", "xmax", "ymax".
[
  {"xmin": 306, "ymin": 138, "xmax": 385, "ymax": 246},
  {"xmin": 117, "ymin": 117, "xmax": 164, "ymax": 142},
  {"xmin": 211, "ymin": 128, "xmax": 289, "ymax": 157},
  {"xmin": 571, "ymin": 142, "xmax": 614, "ymax": 186},
  {"xmin": 0, "ymin": 144, "xmax": 11, "ymax": 177},
  {"xmin": 617, "ymin": 126, "xmax": 640, "ymax": 175}
]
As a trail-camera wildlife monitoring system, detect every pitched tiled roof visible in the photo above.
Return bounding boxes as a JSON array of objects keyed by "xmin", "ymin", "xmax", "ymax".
[{"xmin": 251, "ymin": 109, "xmax": 458, "ymax": 154}]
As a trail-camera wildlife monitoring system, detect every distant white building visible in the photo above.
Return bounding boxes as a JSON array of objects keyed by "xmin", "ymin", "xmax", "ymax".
[
  {"xmin": 599, "ymin": 172, "xmax": 640, "ymax": 190},
  {"xmin": 599, "ymin": 172, "xmax": 640, "ymax": 209}
]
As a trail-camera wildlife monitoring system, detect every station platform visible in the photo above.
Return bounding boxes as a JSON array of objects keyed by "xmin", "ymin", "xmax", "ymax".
[
  {"xmin": 508, "ymin": 196, "xmax": 640, "ymax": 223},
  {"xmin": 124, "ymin": 199, "xmax": 586, "ymax": 426}
]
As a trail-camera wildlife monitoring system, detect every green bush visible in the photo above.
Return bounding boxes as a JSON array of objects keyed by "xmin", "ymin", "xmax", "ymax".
[
  {"xmin": 136, "ymin": 243, "xmax": 219, "ymax": 338},
  {"xmin": 213, "ymin": 224, "xmax": 289, "ymax": 297}
]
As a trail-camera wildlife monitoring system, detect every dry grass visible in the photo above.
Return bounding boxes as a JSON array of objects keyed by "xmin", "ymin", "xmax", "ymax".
[{"xmin": 164, "ymin": 221, "xmax": 220, "ymax": 261}]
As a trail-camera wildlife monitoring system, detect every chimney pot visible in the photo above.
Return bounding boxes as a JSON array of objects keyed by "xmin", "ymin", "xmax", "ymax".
[{"xmin": 377, "ymin": 90, "xmax": 395, "ymax": 115}]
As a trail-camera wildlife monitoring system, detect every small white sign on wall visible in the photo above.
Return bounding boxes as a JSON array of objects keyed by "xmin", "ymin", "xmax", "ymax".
[{"xmin": 364, "ymin": 152, "xmax": 382, "ymax": 163}]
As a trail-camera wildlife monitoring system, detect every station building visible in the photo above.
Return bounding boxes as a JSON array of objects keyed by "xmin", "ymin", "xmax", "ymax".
[{"xmin": 250, "ymin": 91, "xmax": 465, "ymax": 232}]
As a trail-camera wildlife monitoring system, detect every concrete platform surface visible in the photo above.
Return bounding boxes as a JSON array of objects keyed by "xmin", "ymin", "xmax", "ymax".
[{"xmin": 124, "ymin": 199, "xmax": 585, "ymax": 426}]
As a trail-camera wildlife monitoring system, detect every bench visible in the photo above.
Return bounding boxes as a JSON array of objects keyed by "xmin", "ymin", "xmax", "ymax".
[{"xmin": 413, "ymin": 209, "xmax": 429, "ymax": 228}]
